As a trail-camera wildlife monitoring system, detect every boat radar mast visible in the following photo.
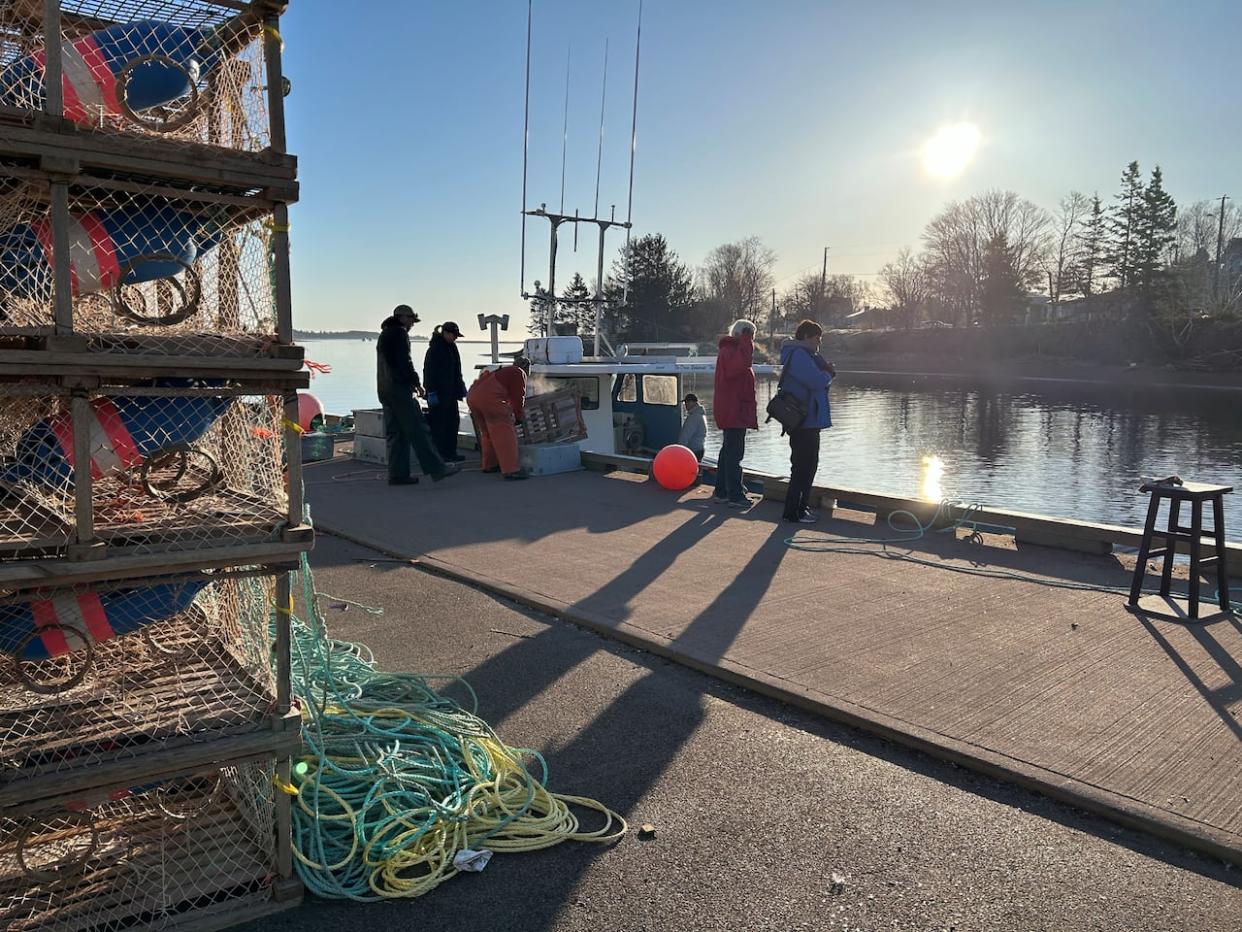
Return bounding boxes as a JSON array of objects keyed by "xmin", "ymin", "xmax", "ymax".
[{"xmin": 518, "ymin": 0, "xmax": 643, "ymax": 358}]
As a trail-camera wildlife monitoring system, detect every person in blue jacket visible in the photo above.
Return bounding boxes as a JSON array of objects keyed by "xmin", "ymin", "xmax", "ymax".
[{"xmin": 778, "ymin": 319, "xmax": 835, "ymax": 523}]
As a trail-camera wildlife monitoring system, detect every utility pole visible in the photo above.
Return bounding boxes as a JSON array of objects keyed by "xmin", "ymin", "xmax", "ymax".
[
  {"xmin": 769, "ymin": 287, "xmax": 776, "ymax": 345},
  {"xmin": 819, "ymin": 245, "xmax": 829, "ymax": 318},
  {"xmin": 1215, "ymin": 195, "xmax": 1231, "ymax": 297}
]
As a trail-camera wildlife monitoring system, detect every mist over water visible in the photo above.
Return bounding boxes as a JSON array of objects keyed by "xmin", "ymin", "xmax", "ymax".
[{"xmin": 303, "ymin": 340, "xmax": 1242, "ymax": 538}]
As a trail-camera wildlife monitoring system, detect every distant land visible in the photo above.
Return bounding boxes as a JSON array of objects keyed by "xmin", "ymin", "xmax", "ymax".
[
  {"xmin": 296, "ymin": 329, "xmax": 517, "ymax": 343},
  {"xmin": 295, "ymin": 330, "xmax": 382, "ymax": 340},
  {"xmin": 295, "ymin": 329, "xmax": 419, "ymax": 341}
]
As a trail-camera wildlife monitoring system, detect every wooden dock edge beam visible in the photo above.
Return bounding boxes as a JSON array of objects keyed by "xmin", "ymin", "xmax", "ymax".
[{"xmin": 310, "ymin": 517, "xmax": 1242, "ymax": 870}]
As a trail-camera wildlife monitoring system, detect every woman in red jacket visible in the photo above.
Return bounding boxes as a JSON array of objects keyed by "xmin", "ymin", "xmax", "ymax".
[
  {"xmin": 712, "ymin": 319, "xmax": 758, "ymax": 506},
  {"xmin": 466, "ymin": 360, "xmax": 530, "ymax": 480}
]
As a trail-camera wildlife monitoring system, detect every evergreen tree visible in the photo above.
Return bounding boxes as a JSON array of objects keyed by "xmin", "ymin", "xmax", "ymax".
[
  {"xmin": 1134, "ymin": 165, "xmax": 1177, "ymax": 289},
  {"xmin": 560, "ymin": 272, "xmax": 593, "ymax": 335},
  {"xmin": 980, "ymin": 232, "xmax": 1025, "ymax": 324},
  {"xmin": 1075, "ymin": 193, "xmax": 1107, "ymax": 297},
  {"xmin": 1107, "ymin": 161, "xmax": 1144, "ymax": 289},
  {"xmin": 604, "ymin": 234, "xmax": 696, "ymax": 341},
  {"xmin": 526, "ymin": 280, "xmax": 555, "ymax": 336}
]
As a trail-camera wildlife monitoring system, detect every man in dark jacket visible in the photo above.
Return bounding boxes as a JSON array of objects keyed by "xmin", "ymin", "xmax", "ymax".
[
  {"xmin": 422, "ymin": 321, "xmax": 467, "ymax": 462},
  {"xmin": 377, "ymin": 305, "xmax": 459, "ymax": 485}
]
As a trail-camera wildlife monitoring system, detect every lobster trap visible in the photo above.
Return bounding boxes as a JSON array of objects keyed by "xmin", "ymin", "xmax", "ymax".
[
  {"xmin": 0, "ymin": 168, "xmax": 298, "ymax": 362},
  {"xmin": 0, "ymin": 380, "xmax": 306, "ymax": 580},
  {"xmin": 514, "ymin": 389, "xmax": 588, "ymax": 445},
  {"xmin": 0, "ymin": 573, "xmax": 278, "ymax": 793},
  {"xmin": 0, "ymin": 0, "xmax": 284, "ymax": 160},
  {"xmin": 0, "ymin": 757, "xmax": 296, "ymax": 932}
]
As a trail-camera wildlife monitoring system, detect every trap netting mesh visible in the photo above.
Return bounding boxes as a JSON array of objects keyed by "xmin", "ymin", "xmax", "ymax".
[
  {"xmin": 0, "ymin": 384, "xmax": 289, "ymax": 561},
  {"xmin": 0, "ymin": 573, "xmax": 276, "ymax": 785},
  {"xmin": 0, "ymin": 0, "xmax": 273, "ymax": 155},
  {"xmin": 0, "ymin": 759, "xmax": 279, "ymax": 932},
  {"xmin": 0, "ymin": 174, "xmax": 282, "ymax": 358}
]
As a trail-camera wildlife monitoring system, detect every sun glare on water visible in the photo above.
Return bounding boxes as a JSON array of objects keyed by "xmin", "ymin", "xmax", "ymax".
[
  {"xmin": 921, "ymin": 123, "xmax": 981, "ymax": 178},
  {"xmin": 920, "ymin": 455, "xmax": 945, "ymax": 502}
]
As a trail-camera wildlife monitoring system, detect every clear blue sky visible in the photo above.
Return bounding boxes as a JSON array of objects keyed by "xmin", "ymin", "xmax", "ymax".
[{"xmin": 281, "ymin": 0, "xmax": 1242, "ymax": 335}]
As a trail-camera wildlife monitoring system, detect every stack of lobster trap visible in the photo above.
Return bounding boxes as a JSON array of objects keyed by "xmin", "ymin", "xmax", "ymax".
[{"xmin": 0, "ymin": 2, "xmax": 310, "ymax": 929}]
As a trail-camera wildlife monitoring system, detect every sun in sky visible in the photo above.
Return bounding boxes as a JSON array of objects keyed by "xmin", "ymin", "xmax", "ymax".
[{"xmin": 921, "ymin": 122, "xmax": 982, "ymax": 178}]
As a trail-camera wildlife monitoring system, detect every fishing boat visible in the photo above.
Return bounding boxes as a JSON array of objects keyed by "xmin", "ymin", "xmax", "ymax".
[{"xmin": 517, "ymin": 337, "xmax": 775, "ymax": 456}]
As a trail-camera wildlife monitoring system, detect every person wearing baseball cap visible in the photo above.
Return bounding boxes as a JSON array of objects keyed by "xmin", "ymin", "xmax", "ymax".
[
  {"xmin": 422, "ymin": 321, "xmax": 467, "ymax": 462},
  {"xmin": 376, "ymin": 304, "xmax": 460, "ymax": 485}
]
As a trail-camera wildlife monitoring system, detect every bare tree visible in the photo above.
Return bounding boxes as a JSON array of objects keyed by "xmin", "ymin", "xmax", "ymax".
[
  {"xmin": 781, "ymin": 272, "xmax": 871, "ymax": 324},
  {"xmin": 921, "ymin": 190, "xmax": 1051, "ymax": 325},
  {"xmin": 1046, "ymin": 191, "xmax": 1089, "ymax": 304},
  {"xmin": 698, "ymin": 236, "xmax": 776, "ymax": 324},
  {"xmin": 1177, "ymin": 199, "xmax": 1242, "ymax": 263},
  {"xmin": 878, "ymin": 248, "xmax": 929, "ymax": 328}
]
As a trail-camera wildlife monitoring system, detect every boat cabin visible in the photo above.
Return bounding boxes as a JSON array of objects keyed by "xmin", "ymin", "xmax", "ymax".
[{"xmin": 532, "ymin": 361, "xmax": 692, "ymax": 456}]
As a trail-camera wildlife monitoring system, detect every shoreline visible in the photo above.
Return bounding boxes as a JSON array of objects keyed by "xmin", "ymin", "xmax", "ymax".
[{"xmin": 830, "ymin": 354, "xmax": 1242, "ymax": 391}]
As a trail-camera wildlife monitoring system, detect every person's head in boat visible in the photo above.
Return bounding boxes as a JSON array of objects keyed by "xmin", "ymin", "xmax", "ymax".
[{"xmin": 683, "ymin": 392, "xmax": 700, "ymax": 413}]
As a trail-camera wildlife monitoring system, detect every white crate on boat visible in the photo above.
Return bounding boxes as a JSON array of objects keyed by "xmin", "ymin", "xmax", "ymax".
[
  {"xmin": 353, "ymin": 435, "xmax": 387, "ymax": 465},
  {"xmin": 524, "ymin": 337, "xmax": 583, "ymax": 365},
  {"xmin": 352, "ymin": 409, "xmax": 385, "ymax": 439},
  {"xmin": 518, "ymin": 442, "xmax": 582, "ymax": 477}
]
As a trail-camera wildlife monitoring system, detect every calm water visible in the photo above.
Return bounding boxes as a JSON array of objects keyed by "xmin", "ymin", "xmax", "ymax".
[{"xmin": 301, "ymin": 339, "xmax": 1242, "ymax": 538}]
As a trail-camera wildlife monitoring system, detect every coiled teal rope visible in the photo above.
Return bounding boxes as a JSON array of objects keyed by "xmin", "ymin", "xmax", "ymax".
[{"xmin": 276, "ymin": 554, "xmax": 625, "ymax": 901}]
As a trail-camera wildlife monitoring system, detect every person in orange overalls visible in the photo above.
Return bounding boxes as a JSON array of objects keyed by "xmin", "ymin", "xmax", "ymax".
[{"xmin": 467, "ymin": 359, "xmax": 530, "ymax": 480}]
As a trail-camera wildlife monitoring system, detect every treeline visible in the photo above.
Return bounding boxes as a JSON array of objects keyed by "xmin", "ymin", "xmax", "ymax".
[
  {"xmin": 895, "ymin": 164, "xmax": 1240, "ymax": 334},
  {"xmin": 529, "ymin": 161, "xmax": 1241, "ymax": 344}
]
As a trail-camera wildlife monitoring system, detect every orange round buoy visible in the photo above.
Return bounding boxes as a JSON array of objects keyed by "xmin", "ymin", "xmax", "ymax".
[
  {"xmin": 653, "ymin": 444, "xmax": 699, "ymax": 491},
  {"xmin": 297, "ymin": 392, "xmax": 324, "ymax": 432}
]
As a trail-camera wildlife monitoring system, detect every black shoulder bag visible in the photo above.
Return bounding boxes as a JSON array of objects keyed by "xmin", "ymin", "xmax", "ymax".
[{"xmin": 765, "ymin": 352, "xmax": 807, "ymax": 435}]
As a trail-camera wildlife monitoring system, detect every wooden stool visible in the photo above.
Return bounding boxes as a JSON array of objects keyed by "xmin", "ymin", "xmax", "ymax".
[{"xmin": 1128, "ymin": 480, "xmax": 1233, "ymax": 620}]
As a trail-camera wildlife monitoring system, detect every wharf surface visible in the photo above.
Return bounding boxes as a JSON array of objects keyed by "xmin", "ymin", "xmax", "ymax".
[{"xmin": 305, "ymin": 457, "xmax": 1242, "ymax": 865}]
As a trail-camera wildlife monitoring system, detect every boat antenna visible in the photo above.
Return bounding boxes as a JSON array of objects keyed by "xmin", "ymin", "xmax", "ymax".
[
  {"xmin": 592, "ymin": 38, "xmax": 609, "ymax": 219},
  {"xmin": 622, "ymin": 0, "xmax": 642, "ymax": 306},
  {"xmin": 519, "ymin": 0, "xmax": 533, "ymax": 295},
  {"xmin": 559, "ymin": 44, "xmax": 572, "ymax": 215}
]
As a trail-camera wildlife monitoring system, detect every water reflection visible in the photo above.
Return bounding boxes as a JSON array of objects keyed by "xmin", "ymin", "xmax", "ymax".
[
  {"xmin": 299, "ymin": 340, "xmax": 1242, "ymax": 539},
  {"xmin": 920, "ymin": 455, "xmax": 945, "ymax": 503},
  {"xmin": 715, "ymin": 372, "xmax": 1242, "ymax": 538}
]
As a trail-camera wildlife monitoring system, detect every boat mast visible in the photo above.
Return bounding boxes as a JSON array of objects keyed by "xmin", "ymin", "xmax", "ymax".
[{"xmin": 518, "ymin": 1, "xmax": 642, "ymax": 357}]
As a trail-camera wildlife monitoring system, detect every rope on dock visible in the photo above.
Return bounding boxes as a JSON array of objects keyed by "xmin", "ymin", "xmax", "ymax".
[{"xmin": 279, "ymin": 554, "xmax": 626, "ymax": 901}]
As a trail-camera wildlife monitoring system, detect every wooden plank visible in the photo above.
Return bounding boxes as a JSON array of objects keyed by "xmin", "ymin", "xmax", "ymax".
[
  {"xmin": 39, "ymin": 0, "xmax": 61, "ymax": 118},
  {"xmin": 0, "ymin": 714, "xmax": 300, "ymax": 809},
  {"xmin": 283, "ymin": 391, "xmax": 303, "ymax": 522},
  {"xmin": 0, "ymin": 539, "xmax": 313, "ymax": 593},
  {"xmin": 0, "ymin": 125, "xmax": 299, "ymax": 201},
  {"xmin": 263, "ymin": 9, "xmax": 289, "ymax": 154},
  {"xmin": 271, "ymin": 204, "xmax": 294, "ymax": 343},
  {"xmin": 0, "ymin": 364, "xmax": 308, "ymax": 391},
  {"xmin": 0, "ymin": 348, "xmax": 302, "ymax": 370},
  {"xmin": 48, "ymin": 180, "xmax": 74, "ymax": 333},
  {"xmin": 274, "ymin": 572, "xmax": 291, "ymax": 714}
]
